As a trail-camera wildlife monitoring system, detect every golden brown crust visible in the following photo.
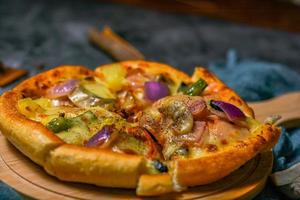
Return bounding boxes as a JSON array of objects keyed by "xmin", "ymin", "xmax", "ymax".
[
  {"xmin": 96, "ymin": 60, "xmax": 191, "ymax": 84},
  {"xmin": 136, "ymin": 174, "xmax": 173, "ymax": 196},
  {"xmin": 45, "ymin": 144, "xmax": 144, "ymax": 188},
  {"xmin": 0, "ymin": 91, "xmax": 63, "ymax": 165},
  {"xmin": 0, "ymin": 61, "xmax": 281, "ymax": 196},
  {"xmin": 172, "ymin": 124, "xmax": 280, "ymax": 186},
  {"xmin": 13, "ymin": 65, "xmax": 94, "ymax": 97},
  {"xmin": 0, "ymin": 66, "xmax": 94, "ymax": 165}
]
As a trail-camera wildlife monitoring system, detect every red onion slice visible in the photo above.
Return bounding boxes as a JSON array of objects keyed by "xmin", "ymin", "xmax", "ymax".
[
  {"xmin": 47, "ymin": 79, "xmax": 79, "ymax": 98},
  {"xmin": 85, "ymin": 126, "xmax": 111, "ymax": 147},
  {"xmin": 144, "ymin": 81, "xmax": 170, "ymax": 101},
  {"xmin": 187, "ymin": 99, "xmax": 208, "ymax": 120},
  {"xmin": 210, "ymin": 100, "xmax": 246, "ymax": 122}
]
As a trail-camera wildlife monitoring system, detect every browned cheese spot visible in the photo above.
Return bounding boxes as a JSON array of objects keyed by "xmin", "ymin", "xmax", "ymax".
[
  {"xmin": 206, "ymin": 144, "xmax": 218, "ymax": 152},
  {"xmin": 221, "ymin": 139, "xmax": 228, "ymax": 145},
  {"xmin": 52, "ymin": 70, "xmax": 60, "ymax": 78}
]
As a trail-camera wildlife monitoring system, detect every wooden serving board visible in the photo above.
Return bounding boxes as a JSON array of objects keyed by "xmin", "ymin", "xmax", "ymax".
[
  {"xmin": 249, "ymin": 92, "xmax": 300, "ymax": 128},
  {"xmin": 0, "ymin": 133, "xmax": 271, "ymax": 200}
]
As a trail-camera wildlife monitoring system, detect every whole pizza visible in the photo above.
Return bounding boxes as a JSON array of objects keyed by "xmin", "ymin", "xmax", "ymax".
[{"xmin": 0, "ymin": 61, "xmax": 280, "ymax": 196}]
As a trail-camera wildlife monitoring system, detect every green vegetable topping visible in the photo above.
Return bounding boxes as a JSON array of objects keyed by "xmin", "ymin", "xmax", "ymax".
[
  {"xmin": 47, "ymin": 111, "xmax": 97, "ymax": 133},
  {"xmin": 183, "ymin": 78, "xmax": 207, "ymax": 96},
  {"xmin": 177, "ymin": 82, "xmax": 189, "ymax": 93},
  {"xmin": 46, "ymin": 117, "xmax": 72, "ymax": 133}
]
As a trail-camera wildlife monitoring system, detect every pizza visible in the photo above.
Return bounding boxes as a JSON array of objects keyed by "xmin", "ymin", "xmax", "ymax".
[{"xmin": 0, "ymin": 61, "xmax": 280, "ymax": 196}]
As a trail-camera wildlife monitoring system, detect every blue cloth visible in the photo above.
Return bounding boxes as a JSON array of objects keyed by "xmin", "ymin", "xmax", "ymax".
[
  {"xmin": 0, "ymin": 182, "xmax": 21, "ymax": 200},
  {"xmin": 273, "ymin": 128, "xmax": 300, "ymax": 172}
]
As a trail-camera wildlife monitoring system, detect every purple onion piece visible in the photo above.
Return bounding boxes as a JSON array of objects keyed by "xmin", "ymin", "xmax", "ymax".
[
  {"xmin": 144, "ymin": 81, "xmax": 170, "ymax": 101},
  {"xmin": 210, "ymin": 100, "xmax": 246, "ymax": 122},
  {"xmin": 47, "ymin": 79, "xmax": 79, "ymax": 98},
  {"xmin": 85, "ymin": 126, "xmax": 111, "ymax": 147}
]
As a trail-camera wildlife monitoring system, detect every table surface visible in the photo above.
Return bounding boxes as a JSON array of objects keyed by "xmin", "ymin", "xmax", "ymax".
[
  {"xmin": 103, "ymin": 0, "xmax": 300, "ymax": 33},
  {"xmin": 0, "ymin": 0, "xmax": 299, "ymax": 199}
]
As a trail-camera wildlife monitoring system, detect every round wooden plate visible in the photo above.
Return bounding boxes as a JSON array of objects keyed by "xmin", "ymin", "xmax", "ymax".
[{"xmin": 0, "ymin": 133, "xmax": 272, "ymax": 200}]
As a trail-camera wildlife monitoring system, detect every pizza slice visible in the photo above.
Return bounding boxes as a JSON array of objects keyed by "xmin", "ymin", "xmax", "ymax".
[{"xmin": 0, "ymin": 61, "xmax": 280, "ymax": 196}]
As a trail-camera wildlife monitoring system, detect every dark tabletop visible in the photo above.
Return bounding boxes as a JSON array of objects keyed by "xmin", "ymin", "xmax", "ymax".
[{"xmin": 1, "ymin": 0, "xmax": 300, "ymax": 199}]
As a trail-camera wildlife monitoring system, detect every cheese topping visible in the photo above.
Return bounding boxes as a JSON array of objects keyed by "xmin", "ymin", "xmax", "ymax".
[{"xmin": 17, "ymin": 64, "xmax": 259, "ymax": 174}]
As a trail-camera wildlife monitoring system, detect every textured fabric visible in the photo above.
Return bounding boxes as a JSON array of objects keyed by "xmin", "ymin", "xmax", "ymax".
[
  {"xmin": 271, "ymin": 128, "xmax": 300, "ymax": 199},
  {"xmin": 0, "ymin": 182, "xmax": 21, "ymax": 200},
  {"xmin": 273, "ymin": 128, "xmax": 300, "ymax": 172}
]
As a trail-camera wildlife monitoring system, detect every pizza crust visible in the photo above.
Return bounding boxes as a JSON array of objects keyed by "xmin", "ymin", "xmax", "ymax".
[
  {"xmin": 135, "ymin": 124, "xmax": 279, "ymax": 195},
  {"xmin": 97, "ymin": 60, "xmax": 191, "ymax": 85},
  {"xmin": 0, "ymin": 66, "xmax": 93, "ymax": 165},
  {"xmin": 136, "ymin": 174, "xmax": 174, "ymax": 196},
  {"xmin": 0, "ymin": 91, "xmax": 63, "ymax": 166},
  {"xmin": 171, "ymin": 124, "xmax": 280, "ymax": 186},
  {"xmin": 0, "ymin": 61, "xmax": 280, "ymax": 196},
  {"xmin": 45, "ymin": 144, "xmax": 144, "ymax": 188},
  {"xmin": 13, "ymin": 65, "xmax": 95, "ymax": 97}
]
